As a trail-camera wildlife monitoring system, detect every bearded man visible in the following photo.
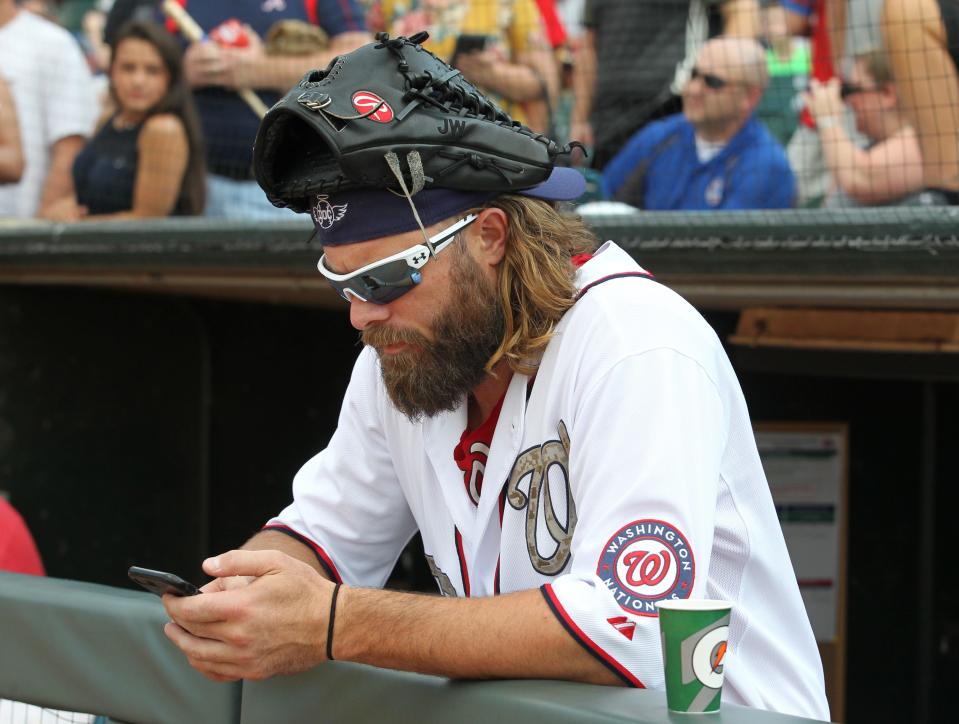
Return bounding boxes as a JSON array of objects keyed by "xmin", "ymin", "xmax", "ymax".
[{"xmin": 162, "ymin": 34, "xmax": 829, "ymax": 720}]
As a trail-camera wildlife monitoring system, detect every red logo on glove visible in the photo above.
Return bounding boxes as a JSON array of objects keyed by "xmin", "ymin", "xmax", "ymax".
[{"xmin": 352, "ymin": 91, "xmax": 394, "ymax": 123}]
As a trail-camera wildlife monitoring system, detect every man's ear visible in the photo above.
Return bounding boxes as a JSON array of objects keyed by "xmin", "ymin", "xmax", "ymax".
[
  {"xmin": 470, "ymin": 207, "xmax": 508, "ymax": 268},
  {"xmin": 745, "ymin": 85, "xmax": 764, "ymax": 112}
]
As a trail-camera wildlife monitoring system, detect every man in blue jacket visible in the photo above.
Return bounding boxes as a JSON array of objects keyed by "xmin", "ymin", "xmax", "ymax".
[{"xmin": 602, "ymin": 37, "xmax": 795, "ymax": 210}]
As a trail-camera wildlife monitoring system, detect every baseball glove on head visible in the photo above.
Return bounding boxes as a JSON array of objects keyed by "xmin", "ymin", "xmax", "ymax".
[{"xmin": 253, "ymin": 32, "xmax": 581, "ymax": 213}]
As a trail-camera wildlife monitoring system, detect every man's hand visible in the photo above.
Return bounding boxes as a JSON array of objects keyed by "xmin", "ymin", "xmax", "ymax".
[
  {"xmin": 453, "ymin": 48, "xmax": 506, "ymax": 93},
  {"xmin": 163, "ymin": 549, "xmax": 335, "ymax": 682},
  {"xmin": 39, "ymin": 196, "xmax": 87, "ymax": 222},
  {"xmin": 216, "ymin": 27, "xmax": 269, "ymax": 91},
  {"xmin": 802, "ymin": 78, "xmax": 845, "ymax": 126},
  {"xmin": 183, "ymin": 40, "xmax": 227, "ymax": 88}
]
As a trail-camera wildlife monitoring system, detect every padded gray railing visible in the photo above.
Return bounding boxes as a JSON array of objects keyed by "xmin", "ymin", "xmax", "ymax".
[{"xmin": 0, "ymin": 573, "xmax": 828, "ymax": 724}]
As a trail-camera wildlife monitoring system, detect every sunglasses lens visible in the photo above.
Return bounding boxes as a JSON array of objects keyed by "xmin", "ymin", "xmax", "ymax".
[
  {"xmin": 327, "ymin": 259, "xmax": 422, "ymax": 305},
  {"xmin": 691, "ymin": 68, "xmax": 725, "ymax": 90},
  {"xmin": 705, "ymin": 74, "xmax": 724, "ymax": 90}
]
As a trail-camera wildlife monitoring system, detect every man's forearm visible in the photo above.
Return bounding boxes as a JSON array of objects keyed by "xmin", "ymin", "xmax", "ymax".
[
  {"xmin": 722, "ymin": 0, "xmax": 760, "ymax": 37},
  {"xmin": 570, "ymin": 31, "xmax": 596, "ymax": 126},
  {"xmin": 334, "ymin": 585, "xmax": 621, "ymax": 685},
  {"xmin": 245, "ymin": 33, "xmax": 371, "ymax": 92},
  {"xmin": 481, "ymin": 61, "xmax": 550, "ymax": 103},
  {"xmin": 818, "ymin": 124, "xmax": 873, "ymax": 200}
]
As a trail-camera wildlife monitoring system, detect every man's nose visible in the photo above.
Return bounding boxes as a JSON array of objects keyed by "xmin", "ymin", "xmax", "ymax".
[{"xmin": 348, "ymin": 295, "xmax": 391, "ymax": 330}]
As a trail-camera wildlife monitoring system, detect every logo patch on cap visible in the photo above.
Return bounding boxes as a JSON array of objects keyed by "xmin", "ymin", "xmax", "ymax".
[
  {"xmin": 352, "ymin": 91, "xmax": 394, "ymax": 123},
  {"xmin": 311, "ymin": 194, "xmax": 348, "ymax": 229}
]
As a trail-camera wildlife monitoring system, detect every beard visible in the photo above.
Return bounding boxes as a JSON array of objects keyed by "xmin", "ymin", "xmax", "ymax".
[{"xmin": 361, "ymin": 246, "xmax": 505, "ymax": 422}]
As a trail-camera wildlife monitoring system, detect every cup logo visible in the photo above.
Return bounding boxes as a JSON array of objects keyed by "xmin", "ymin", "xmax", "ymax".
[
  {"xmin": 351, "ymin": 91, "xmax": 394, "ymax": 123},
  {"xmin": 663, "ymin": 611, "xmax": 731, "ymax": 713},
  {"xmin": 597, "ymin": 519, "xmax": 694, "ymax": 615},
  {"xmin": 691, "ymin": 625, "xmax": 729, "ymax": 689}
]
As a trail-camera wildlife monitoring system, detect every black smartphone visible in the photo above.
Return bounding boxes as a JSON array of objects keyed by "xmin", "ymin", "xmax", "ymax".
[
  {"xmin": 454, "ymin": 33, "xmax": 490, "ymax": 57},
  {"xmin": 128, "ymin": 566, "xmax": 200, "ymax": 597}
]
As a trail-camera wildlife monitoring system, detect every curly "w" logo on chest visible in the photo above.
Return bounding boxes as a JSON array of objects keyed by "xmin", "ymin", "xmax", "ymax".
[{"xmin": 506, "ymin": 420, "xmax": 577, "ymax": 575}]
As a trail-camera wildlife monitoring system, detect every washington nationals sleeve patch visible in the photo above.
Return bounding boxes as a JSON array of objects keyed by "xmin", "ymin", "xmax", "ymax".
[{"xmin": 597, "ymin": 519, "xmax": 695, "ymax": 616}]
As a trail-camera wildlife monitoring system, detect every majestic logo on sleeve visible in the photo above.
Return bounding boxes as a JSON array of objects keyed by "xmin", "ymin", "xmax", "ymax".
[
  {"xmin": 351, "ymin": 91, "xmax": 394, "ymax": 123},
  {"xmin": 311, "ymin": 194, "xmax": 348, "ymax": 229},
  {"xmin": 506, "ymin": 420, "xmax": 577, "ymax": 575},
  {"xmin": 597, "ymin": 519, "xmax": 694, "ymax": 616}
]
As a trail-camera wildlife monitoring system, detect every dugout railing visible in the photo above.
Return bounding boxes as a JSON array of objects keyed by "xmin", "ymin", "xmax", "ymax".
[
  {"xmin": 0, "ymin": 572, "xmax": 828, "ymax": 724},
  {"xmin": 1, "ymin": 207, "xmax": 958, "ymax": 310}
]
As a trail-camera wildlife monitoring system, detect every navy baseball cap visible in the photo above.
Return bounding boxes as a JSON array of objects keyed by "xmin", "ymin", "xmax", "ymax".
[{"xmin": 308, "ymin": 166, "xmax": 586, "ymax": 246}]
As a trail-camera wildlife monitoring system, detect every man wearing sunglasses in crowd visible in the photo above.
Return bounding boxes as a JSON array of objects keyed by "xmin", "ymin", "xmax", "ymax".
[
  {"xmin": 804, "ymin": 48, "xmax": 923, "ymax": 206},
  {"xmin": 601, "ymin": 36, "xmax": 795, "ymax": 210},
  {"xmin": 162, "ymin": 35, "xmax": 828, "ymax": 721}
]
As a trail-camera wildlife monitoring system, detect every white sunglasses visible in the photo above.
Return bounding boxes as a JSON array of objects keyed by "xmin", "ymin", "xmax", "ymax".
[{"xmin": 317, "ymin": 214, "xmax": 478, "ymax": 304}]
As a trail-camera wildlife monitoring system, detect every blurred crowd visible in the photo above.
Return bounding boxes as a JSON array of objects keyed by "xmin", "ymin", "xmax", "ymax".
[{"xmin": 1, "ymin": 0, "xmax": 958, "ymax": 220}]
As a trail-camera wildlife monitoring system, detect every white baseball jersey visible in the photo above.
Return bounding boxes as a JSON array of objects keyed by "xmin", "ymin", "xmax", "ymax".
[{"xmin": 269, "ymin": 241, "xmax": 830, "ymax": 721}]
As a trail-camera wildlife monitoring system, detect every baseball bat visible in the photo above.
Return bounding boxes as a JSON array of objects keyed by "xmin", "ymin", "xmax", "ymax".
[{"xmin": 161, "ymin": 0, "xmax": 269, "ymax": 119}]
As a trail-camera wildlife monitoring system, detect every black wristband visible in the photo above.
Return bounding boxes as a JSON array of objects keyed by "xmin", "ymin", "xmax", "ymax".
[{"xmin": 326, "ymin": 583, "xmax": 341, "ymax": 661}]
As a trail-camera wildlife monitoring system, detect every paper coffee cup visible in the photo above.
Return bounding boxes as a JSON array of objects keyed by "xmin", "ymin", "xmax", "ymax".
[{"xmin": 657, "ymin": 599, "xmax": 732, "ymax": 714}]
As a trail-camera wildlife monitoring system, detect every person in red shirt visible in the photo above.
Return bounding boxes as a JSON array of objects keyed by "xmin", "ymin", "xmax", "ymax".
[{"xmin": 0, "ymin": 498, "xmax": 45, "ymax": 576}]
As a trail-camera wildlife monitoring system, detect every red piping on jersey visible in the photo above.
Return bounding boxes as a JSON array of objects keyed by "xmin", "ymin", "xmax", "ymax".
[
  {"xmin": 540, "ymin": 584, "xmax": 646, "ymax": 688},
  {"xmin": 577, "ymin": 272, "xmax": 654, "ymax": 300},
  {"xmin": 305, "ymin": 0, "xmax": 318, "ymax": 26},
  {"xmin": 455, "ymin": 528, "xmax": 470, "ymax": 597},
  {"xmin": 262, "ymin": 524, "xmax": 343, "ymax": 584}
]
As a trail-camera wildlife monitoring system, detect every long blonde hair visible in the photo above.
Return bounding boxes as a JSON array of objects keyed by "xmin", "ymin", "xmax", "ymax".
[{"xmin": 483, "ymin": 195, "xmax": 598, "ymax": 375}]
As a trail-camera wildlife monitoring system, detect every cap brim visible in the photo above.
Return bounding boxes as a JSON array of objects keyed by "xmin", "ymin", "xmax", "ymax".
[{"xmin": 517, "ymin": 167, "xmax": 586, "ymax": 202}]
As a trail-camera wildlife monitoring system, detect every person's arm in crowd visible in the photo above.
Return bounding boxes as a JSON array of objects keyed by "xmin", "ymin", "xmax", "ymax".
[
  {"xmin": 163, "ymin": 547, "xmax": 622, "ymax": 685},
  {"xmin": 804, "ymin": 79, "xmax": 924, "ymax": 204},
  {"xmin": 0, "ymin": 76, "xmax": 24, "ymax": 183},
  {"xmin": 720, "ymin": 0, "xmax": 761, "ymax": 37},
  {"xmin": 184, "ymin": 30, "xmax": 373, "ymax": 95},
  {"xmin": 569, "ymin": 27, "xmax": 595, "ymax": 154},
  {"xmin": 455, "ymin": 47, "xmax": 558, "ymax": 104},
  {"xmin": 882, "ymin": 0, "xmax": 959, "ymax": 191},
  {"xmin": 36, "ymin": 135, "xmax": 86, "ymax": 220},
  {"xmin": 85, "ymin": 114, "xmax": 191, "ymax": 221},
  {"xmin": 456, "ymin": 0, "xmax": 559, "ymax": 126}
]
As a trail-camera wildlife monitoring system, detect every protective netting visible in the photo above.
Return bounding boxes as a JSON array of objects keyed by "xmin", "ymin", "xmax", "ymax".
[{"xmin": 1, "ymin": 2, "xmax": 957, "ymax": 226}]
